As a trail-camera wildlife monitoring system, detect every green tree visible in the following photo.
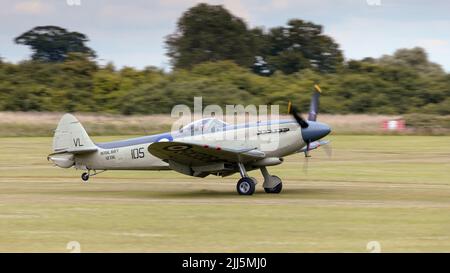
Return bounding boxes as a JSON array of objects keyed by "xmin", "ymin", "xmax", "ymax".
[
  {"xmin": 14, "ymin": 26, "xmax": 96, "ymax": 62},
  {"xmin": 263, "ymin": 19, "xmax": 343, "ymax": 74},
  {"xmin": 378, "ymin": 47, "xmax": 444, "ymax": 75},
  {"xmin": 166, "ymin": 3, "xmax": 261, "ymax": 69}
]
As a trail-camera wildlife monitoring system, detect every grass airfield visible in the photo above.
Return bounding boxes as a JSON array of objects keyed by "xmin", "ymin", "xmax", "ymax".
[{"xmin": 0, "ymin": 135, "xmax": 449, "ymax": 252}]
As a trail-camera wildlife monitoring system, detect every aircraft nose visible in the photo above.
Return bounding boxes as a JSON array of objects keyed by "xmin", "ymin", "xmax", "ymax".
[{"xmin": 301, "ymin": 122, "xmax": 331, "ymax": 142}]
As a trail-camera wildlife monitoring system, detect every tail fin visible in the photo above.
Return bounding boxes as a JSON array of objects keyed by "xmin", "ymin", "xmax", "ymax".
[{"xmin": 53, "ymin": 114, "xmax": 97, "ymax": 153}]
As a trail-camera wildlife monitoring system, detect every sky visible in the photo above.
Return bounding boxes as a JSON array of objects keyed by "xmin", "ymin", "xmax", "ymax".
[{"xmin": 1, "ymin": 0, "xmax": 449, "ymax": 71}]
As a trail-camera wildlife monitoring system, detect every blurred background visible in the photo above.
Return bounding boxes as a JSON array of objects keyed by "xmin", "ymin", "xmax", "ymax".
[
  {"xmin": 0, "ymin": 1, "xmax": 449, "ymax": 253},
  {"xmin": 0, "ymin": 0, "xmax": 449, "ymax": 136}
]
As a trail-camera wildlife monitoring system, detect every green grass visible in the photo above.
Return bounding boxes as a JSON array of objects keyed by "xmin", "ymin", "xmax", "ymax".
[{"xmin": 0, "ymin": 135, "xmax": 449, "ymax": 252}]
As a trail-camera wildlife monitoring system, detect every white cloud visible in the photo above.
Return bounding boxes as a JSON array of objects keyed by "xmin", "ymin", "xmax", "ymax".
[
  {"xmin": 327, "ymin": 18, "xmax": 450, "ymax": 70},
  {"xmin": 417, "ymin": 39, "xmax": 449, "ymax": 48},
  {"xmin": 222, "ymin": 0, "xmax": 252, "ymax": 23},
  {"xmin": 270, "ymin": 0, "xmax": 291, "ymax": 9},
  {"xmin": 14, "ymin": 0, "xmax": 52, "ymax": 15}
]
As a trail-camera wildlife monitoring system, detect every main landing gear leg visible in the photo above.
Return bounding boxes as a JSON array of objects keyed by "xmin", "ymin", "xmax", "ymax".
[
  {"xmin": 236, "ymin": 162, "xmax": 257, "ymax": 195},
  {"xmin": 261, "ymin": 166, "xmax": 282, "ymax": 194}
]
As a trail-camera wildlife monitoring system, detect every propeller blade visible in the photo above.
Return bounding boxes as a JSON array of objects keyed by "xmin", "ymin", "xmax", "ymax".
[
  {"xmin": 322, "ymin": 142, "xmax": 332, "ymax": 158},
  {"xmin": 308, "ymin": 84, "xmax": 321, "ymax": 121},
  {"xmin": 298, "ymin": 140, "xmax": 331, "ymax": 157},
  {"xmin": 303, "ymin": 156, "xmax": 310, "ymax": 174},
  {"xmin": 304, "ymin": 141, "xmax": 311, "ymax": 157},
  {"xmin": 291, "ymin": 106, "xmax": 309, "ymax": 129},
  {"xmin": 300, "ymin": 139, "xmax": 331, "ymax": 174}
]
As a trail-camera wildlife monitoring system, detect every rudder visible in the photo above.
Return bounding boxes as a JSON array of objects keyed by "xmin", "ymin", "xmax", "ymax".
[{"xmin": 53, "ymin": 114, "xmax": 97, "ymax": 153}]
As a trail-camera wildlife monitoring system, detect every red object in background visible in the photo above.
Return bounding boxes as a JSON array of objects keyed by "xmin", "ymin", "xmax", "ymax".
[{"xmin": 382, "ymin": 119, "xmax": 406, "ymax": 131}]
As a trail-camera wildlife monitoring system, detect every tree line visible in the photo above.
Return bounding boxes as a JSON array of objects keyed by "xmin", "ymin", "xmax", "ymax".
[{"xmin": 0, "ymin": 3, "xmax": 448, "ymax": 115}]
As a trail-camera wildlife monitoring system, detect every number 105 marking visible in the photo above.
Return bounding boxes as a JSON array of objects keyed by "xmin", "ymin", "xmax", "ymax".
[{"xmin": 131, "ymin": 147, "xmax": 145, "ymax": 159}]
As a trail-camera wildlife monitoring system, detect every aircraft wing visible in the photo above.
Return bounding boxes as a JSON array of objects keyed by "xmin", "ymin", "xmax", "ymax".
[{"xmin": 148, "ymin": 141, "xmax": 265, "ymax": 166}]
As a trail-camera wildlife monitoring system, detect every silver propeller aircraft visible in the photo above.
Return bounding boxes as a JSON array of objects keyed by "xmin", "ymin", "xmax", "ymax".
[{"xmin": 48, "ymin": 86, "xmax": 331, "ymax": 195}]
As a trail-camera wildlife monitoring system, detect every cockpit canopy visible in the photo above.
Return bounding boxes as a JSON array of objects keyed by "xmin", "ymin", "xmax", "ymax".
[{"xmin": 179, "ymin": 118, "xmax": 228, "ymax": 135}]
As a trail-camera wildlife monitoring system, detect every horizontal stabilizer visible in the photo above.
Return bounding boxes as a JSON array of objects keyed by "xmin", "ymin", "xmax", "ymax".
[{"xmin": 52, "ymin": 147, "xmax": 98, "ymax": 154}]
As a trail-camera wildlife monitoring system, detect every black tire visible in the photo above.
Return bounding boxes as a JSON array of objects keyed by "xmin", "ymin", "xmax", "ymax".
[
  {"xmin": 81, "ymin": 172, "xmax": 89, "ymax": 182},
  {"xmin": 236, "ymin": 177, "xmax": 256, "ymax": 195},
  {"xmin": 264, "ymin": 175, "xmax": 282, "ymax": 193}
]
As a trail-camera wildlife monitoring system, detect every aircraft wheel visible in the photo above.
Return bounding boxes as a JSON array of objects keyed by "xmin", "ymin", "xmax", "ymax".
[
  {"xmin": 264, "ymin": 175, "xmax": 282, "ymax": 193},
  {"xmin": 81, "ymin": 172, "xmax": 89, "ymax": 182},
  {"xmin": 237, "ymin": 177, "xmax": 256, "ymax": 195}
]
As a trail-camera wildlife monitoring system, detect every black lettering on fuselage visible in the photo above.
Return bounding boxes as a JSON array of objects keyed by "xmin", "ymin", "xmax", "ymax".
[
  {"xmin": 131, "ymin": 147, "xmax": 145, "ymax": 159},
  {"xmin": 73, "ymin": 138, "xmax": 84, "ymax": 147},
  {"xmin": 257, "ymin": 127, "xmax": 290, "ymax": 135}
]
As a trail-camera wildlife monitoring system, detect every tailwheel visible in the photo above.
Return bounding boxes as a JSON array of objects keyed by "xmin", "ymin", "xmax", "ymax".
[
  {"xmin": 236, "ymin": 177, "xmax": 256, "ymax": 195},
  {"xmin": 264, "ymin": 175, "xmax": 282, "ymax": 194},
  {"xmin": 81, "ymin": 170, "xmax": 106, "ymax": 182},
  {"xmin": 81, "ymin": 172, "xmax": 89, "ymax": 182}
]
